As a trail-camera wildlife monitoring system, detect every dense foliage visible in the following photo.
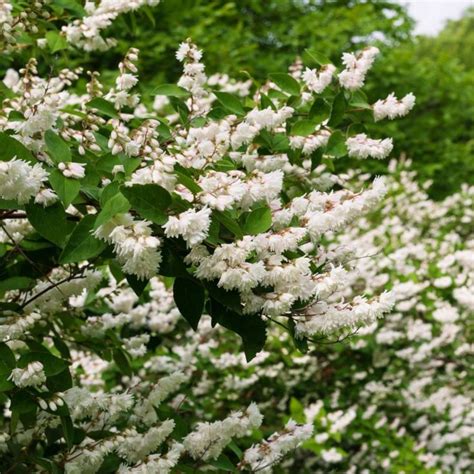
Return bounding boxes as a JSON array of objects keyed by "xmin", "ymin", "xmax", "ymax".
[
  {"xmin": 1, "ymin": 1, "xmax": 472, "ymax": 197},
  {"xmin": 0, "ymin": 1, "xmax": 472, "ymax": 473}
]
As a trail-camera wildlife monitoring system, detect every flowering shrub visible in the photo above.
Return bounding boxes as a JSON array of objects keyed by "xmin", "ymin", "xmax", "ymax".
[{"xmin": 7, "ymin": 2, "xmax": 472, "ymax": 473}]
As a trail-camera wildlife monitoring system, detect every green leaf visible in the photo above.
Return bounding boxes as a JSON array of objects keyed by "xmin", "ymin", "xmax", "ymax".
[
  {"xmin": 175, "ymin": 169, "xmax": 202, "ymax": 194},
  {"xmin": 45, "ymin": 130, "xmax": 71, "ymax": 163},
  {"xmin": 97, "ymin": 453, "xmax": 122, "ymax": 474},
  {"xmin": 53, "ymin": 0, "xmax": 86, "ymax": 16},
  {"xmin": 326, "ymin": 131, "xmax": 347, "ymax": 158},
  {"xmin": 327, "ymin": 92, "xmax": 347, "ymax": 127},
  {"xmin": 159, "ymin": 245, "xmax": 189, "ymax": 278},
  {"xmin": 0, "ymin": 277, "xmax": 34, "ymax": 293},
  {"xmin": 61, "ymin": 415, "xmax": 75, "ymax": 449},
  {"xmin": 173, "ymin": 278, "xmax": 205, "ymax": 330},
  {"xmin": 94, "ymin": 192, "xmax": 130, "ymax": 228},
  {"xmin": 141, "ymin": 5, "xmax": 156, "ymax": 27},
  {"xmin": 228, "ymin": 441, "xmax": 243, "ymax": 459},
  {"xmin": 309, "ymin": 98, "xmax": 331, "ymax": 123},
  {"xmin": 11, "ymin": 391, "xmax": 37, "ymax": 414},
  {"xmin": 45, "ymin": 31, "xmax": 68, "ymax": 53},
  {"xmin": 269, "ymin": 73, "xmax": 300, "ymax": 96},
  {"xmin": 46, "ymin": 367, "xmax": 73, "ymax": 392},
  {"xmin": 99, "ymin": 181, "xmax": 121, "ymax": 206},
  {"xmin": 0, "ymin": 132, "xmax": 35, "ymax": 162},
  {"xmin": 18, "ymin": 352, "xmax": 67, "ymax": 376},
  {"xmin": 169, "ymin": 97, "xmax": 189, "ymax": 123},
  {"xmin": 48, "ymin": 169, "xmax": 81, "ymax": 207},
  {"xmin": 0, "ymin": 342, "xmax": 16, "ymax": 372},
  {"xmin": 310, "ymin": 148, "xmax": 324, "ymax": 171},
  {"xmin": 25, "ymin": 202, "xmax": 72, "ymax": 247},
  {"xmin": 260, "ymin": 93, "xmax": 276, "ymax": 110},
  {"xmin": 208, "ymin": 300, "xmax": 267, "ymax": 361},
  {"xmin": 243, "ymin": 206, "xmax": 272, "ymax": 235},
  {"xmin": 289, "ymin": 397, "xmax": 306, "ymax": 423},
  {"xmin": 60, "ymin": 214, "xmax": 107, "ymax": 263},
  {"xmin": 204, "ymin": 281, "xmax": 242, "ymax": 314},
  {"xmin": 0, "ymin": 342, "xmax": 16, "ymax": 391},
  {"xmin": 214, "ymin": 92, "xmax": 245, "ymax": 116},
  {"xmin": 291, "ymin": 119, "xmax": 317, "ymax": 137},
  {"xmin": 53, "ymin": 336, "xmax": 71, "ymax": 360},
  {"xmin": 153, "ymin": 84, "xmax": 190, "ymax": 98},
  {"xmin": 113, "ymin": 349, "xmax": 132, "ymax": 377},
  {"xmin": 86, "ymin": 98, "xmax": 118, "ymax": 118},
  {"xmin": 126, "ymin": 273, "xmax": 149, "ymax": 296},
  {"xmin": 304, "ymin": 49, "xmax": 333, "ymax": 67},
  {"xmin": 209, "ymin": 454, "xmax": 236, "ymax": 472},
  {"xmin": 121, "ymin": 184, "xmax": 171, "ymax": 225},
  {"xmin": 213, "ymin": 211, "xmax": 243, "ymax": 239},
  {"xmin": 349, "ymin": 90, "xmax": 371, "ymax": 109}
]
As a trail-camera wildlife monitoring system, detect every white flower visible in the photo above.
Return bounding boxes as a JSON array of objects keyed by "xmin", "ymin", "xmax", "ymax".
[
  {"xmin": 338, "ymin": 46, "xmax": 379, "ymax": 90},
  {"xmin": 112, "ymin": 164, "xmax": 125, "ymax": 175},
  {"xmin": 176, "ymin": 42, "xmax": 202, "ymax": 62},
  {"xmin": 197, "ymin": 171, "xmax": 247, "ymax": 210},
  {"xmin": 116, "ymin": 421, "xmax": 175, "ymax": 464},
  {"xmin": 94, "ymin": 214, "xmax": 161, "ymax": 280},
  {"xmin": 373, "ymin": 92, "xmax": 416, "ymax": 121},
  {"xmin": 0, "ymin": 158, "xmax": 48, "ymax": 204},
  {"xmin": 58, "ymin": 162, "xmax": 86, "ymax": 179},
  {"xmin": 184, "ymin": 403, "xmax": 262, "ymax": 461},
  {"xmin": 321, "ymin": 447, "xmax": 344, "ymax": 463},
  {"xmin": 242, "ymin": 420, "xmax": 313, "ymax": 473},
  {"xmin": 302, "ymin": 64, "xmax": 336, "ymax": 93},
  {"xmin": 10, "ymin": 362, "xmax": 46, "ymax": 388},
  {"xmin": 163, "ymin": 207, "xmax": 212, "ymax": 247},
  {"xmin": 35, "ymin": 188, "xmax": 58, "ymax": 207},
  {"xmin": 289, "ymin": 130, "xmax": 330, "ymax": 155},
  {"xmin": 62, "ymin": 0, "xmax": 161, "ymax": 52},
  {"xmin": 116, "ymin": 73, "xmax": 138, "ymax": 90},
  {"xmin": 346, "ymin": 133, "xmax": 393, "ymax": 159}
]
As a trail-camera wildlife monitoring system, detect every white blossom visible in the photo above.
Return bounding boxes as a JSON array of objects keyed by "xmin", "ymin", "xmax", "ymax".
[
  {"xmin": 346, "ymin": 133, "xmax": 393, "ymax": 159},
  {"xmin": 58, "ymin": 161, "xmax": 86, "ymax": 179},
  {"xmin": 0, "ymin": 158, "xmax": 48, "ymax": 203},
  {"xmin": 373, "ymin": 92, "xmax": 416, "ymax": 121},
  {"xmin": 302, "ymin": 64, "xmax": 336, "ymax": 93},
  {"xmin": 163, "ymin": 207, "xmax": 212, "ymax": 247},
  {"xmin": 95, "ymin": 214, "xmax": 162, "ymax": 280},
  {"xmin": 10, "ymin": 362, "xmax": 46, "ymax": 388},
  {"xmin": 242, "ymin": 420, "xmax": 313, "ymax": 473},
  {"xmin": 338, "ymin": 46, "xmax": 379, "ymax": 90}
]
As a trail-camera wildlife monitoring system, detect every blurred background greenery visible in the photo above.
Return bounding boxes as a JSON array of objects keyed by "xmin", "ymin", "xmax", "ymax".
[{"xmin": 3, "ymin": 0, "xmax": 472, "ymax": 198}]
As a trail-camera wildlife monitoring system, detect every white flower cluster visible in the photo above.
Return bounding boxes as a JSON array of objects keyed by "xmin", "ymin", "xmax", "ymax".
[
  {"xmin": 9, "ymin": 362, "xmax": 46, "ymax": 388},
  {"xmin": 0, "ymin": 218, "xmax": 33, "ymax": 244},
  {"xmin": 1, "ymin": 1, "xmax": 50, "ymax": 49},
  {"xmin": 289, "ymin": 129, "xmax": 331, "ymax": 155},
  {"xmin": 346, "ymin": 133, "xmax": 393, "ymax": 159},
  {"xmin": 117, "ymin": 442, "xmax": 184, "ymax": 474},
  {"xmin": 23, "ymin": 269, "xmax": 102, "ymax": 315},
  {"xmin": 94, "ymin": 214, "xmax": 162, "ymax": 280},
  {"xmin": 295, "ymin": 291, "xmax": 395, "ymax": 336},
  {"xmin": 338, "ymin": 46, "xmax": 380, "ymax": 90},
  {"xmin": 163, "ymin": 207, "xmax": 212, "ymax": 247},
  {"xmin": 302, "ymin": 64, "xmax": 336, "ymax": 93},
  {"xmin": 0, "ymin": 30, "xmax": 427, "ymax": 474},
  {"xmin": 373, "ymin": 92, "xmax": 416, "ymax": 121},
  {"xmin": 0, "ymin": 158, "xmax": 48, "ymax": 204},
  {"xmin": 58, "ymin": 161, "xmax": 86, "ymax": 179},
  {"xmin": 241, "ymin": 420, "xmax": 313, "ymax": 473},
  {"xmin": 62, "ymin": 0, "xmax": 161, "ymax": 51},
  {"xmin": 183, "ymin": 403, "xmax": 263, "ymax": 461},
  {"xmin": 0, "ymin": 311, "xmax": 42, "ymax": 341}
]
